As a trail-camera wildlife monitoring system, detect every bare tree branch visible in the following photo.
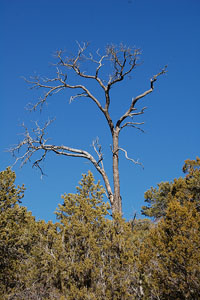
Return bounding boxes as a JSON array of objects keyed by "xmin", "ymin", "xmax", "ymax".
[
  {"xmin": 69, "ymin": 92, "xmax": 88, "ymax": 103},
  {"xmin": 116, "ymin": 66, "xmax": 167, "ymax": 128},
  {"xmin": 106, "ymin": 44, "xmax": 141, "ymax": 87},
  {"xmin": 128, "ymin": 106, "xmax": 147, "ymax": 117},
  {"xmin": 92, "ymin": 137, "xmax": 104, "ymax": 169},
  {"xmin": 118, "ymin": 147, "xmax": 144, "ymax": 169},
  {"xmin": 10, "ymin": 121, "xmax": 114, "ymax": 205},
  {"xmin": 120, "ymin": 122, "xmax": 145, "ymax": 133},
  {"xmin": 25, "ymin": 76, "xmax": 104, "ymax": 113},
  {"xmin": 56, "ymin": 42, "xmax": 107, "ymax": 91}
]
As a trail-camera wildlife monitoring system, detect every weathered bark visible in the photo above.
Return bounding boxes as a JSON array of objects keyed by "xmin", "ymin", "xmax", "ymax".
[{"xmin": 112, "ymin": 127, "xmax": 122, "ymax": 214}]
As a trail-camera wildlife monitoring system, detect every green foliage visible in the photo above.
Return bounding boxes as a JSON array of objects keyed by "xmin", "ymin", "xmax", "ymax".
[
  {"xmin": 0, "ymin": 168, "xmax": 62, "ymax": 299},
  {"xmin": 0, "ymin": 168, "xmax": 37, "ymax": 299},
  {"xmin": 55, "ymin": 171, "xmax": 141, "ymax": 299},
  {"xmin": 141, "ymin": 181, "xmax": 172, "ymax": 219},
  {"xmin": 0, "ymin": 167, "xmax": 25, "ymax": 211},
  {"xmin": 139, "ymin": 199, "xmax": 200, "ymax": 299},
  {"xmin": 183, "ymin": 157, "xmax": 200, "ymax": 209},
  {"xmin": 139, "ymin": 158, "xmax": 200, "ymax": 299},
  {"xmin": 1, "ymin": 161, "xmax": 199, "ymax": 299},
  {"xmin": 55, "ymin": 171, "xmax": 110, "ymax": 299},
  {"xmin": 142, "ymin": 157, "xmax": 200, "ymax": 219}
]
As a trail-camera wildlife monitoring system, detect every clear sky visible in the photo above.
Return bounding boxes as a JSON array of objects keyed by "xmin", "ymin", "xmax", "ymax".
[{"xmin": 1, "ymin": 0, "xmax": 200, "ymax": 222}]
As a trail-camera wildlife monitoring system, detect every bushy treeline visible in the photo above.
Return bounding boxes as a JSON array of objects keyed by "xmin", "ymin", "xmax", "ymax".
[{"xmin": 0, "ymin": 158, "xmax": 200, "ymax": 299}]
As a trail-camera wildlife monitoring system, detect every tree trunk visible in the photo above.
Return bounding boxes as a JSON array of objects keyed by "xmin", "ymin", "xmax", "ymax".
[{"xmin": 112, "ymin": 127, "xmax": 122, "ymax": 214}]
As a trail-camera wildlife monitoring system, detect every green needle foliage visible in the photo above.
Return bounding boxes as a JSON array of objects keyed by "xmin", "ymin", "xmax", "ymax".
[
  {"xmin": 0, "ymin": 168, "xmax": 37, "ymax": 299},
  {"xmin": 141, "ymin": 157, "xmax": 200, "ymax": 219},
  {"xmin": 0, "ymin": 160, "xmax": 199, "ymax": 299},
  {"xmin": 139, "ymin": 199, "xmax": 200, "ymax": 299},
  {"xmin": 55, "ymin": 172, "xmax": 141, "ymax": 299},
  {"xmin": 0, "ymin": 167, "xmax": 25, "ymax": 210}
]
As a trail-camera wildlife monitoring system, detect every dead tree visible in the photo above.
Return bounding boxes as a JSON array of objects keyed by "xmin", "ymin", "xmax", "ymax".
[{"xmin": 11, "ymin": 43, "xmax": 166, "ymax": 214}]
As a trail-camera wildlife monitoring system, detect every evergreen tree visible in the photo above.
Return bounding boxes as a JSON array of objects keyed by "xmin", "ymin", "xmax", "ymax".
[
  {"xmin": 0, "ymin": 168, "xmax": 36, "ymax": 298},
  {"xmin": 139, "ymin": 199, "xmax": 200, "ymax": 299},
  {"xmin": 142, "ymin": 157, "xmax": 200, "ymax": 219},
  {"xmin": 2, "ymin": 162, "xmax": 199, "ymax": 299},
  {"xmin": 55, "ymin": 171, "xmax": 141, "ymax": 299},
  {"xmin": 0, "ymin": 168, "xmax": 63, "ymax": 299}
]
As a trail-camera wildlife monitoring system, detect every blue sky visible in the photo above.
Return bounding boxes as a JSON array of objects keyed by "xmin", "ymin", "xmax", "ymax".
[{"xmin": 1, "ymin": 0, "xmax": 200, "ymax": 222}]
